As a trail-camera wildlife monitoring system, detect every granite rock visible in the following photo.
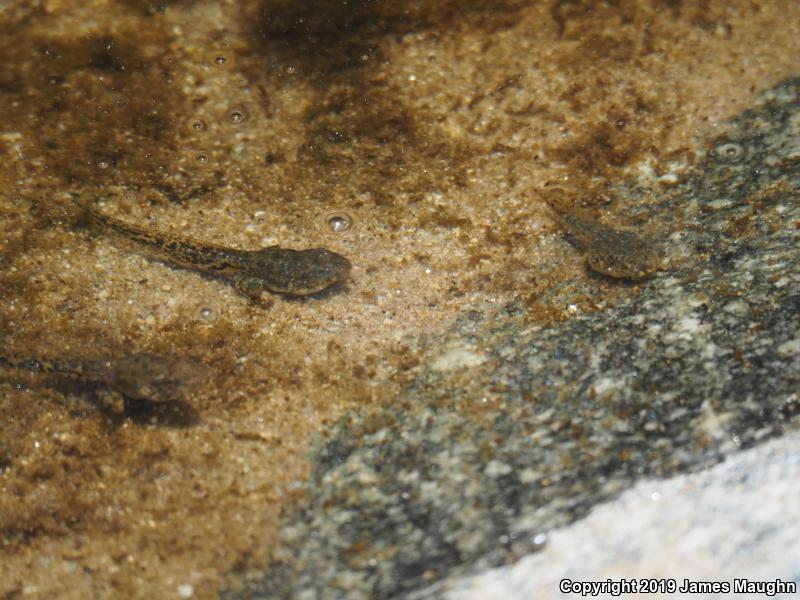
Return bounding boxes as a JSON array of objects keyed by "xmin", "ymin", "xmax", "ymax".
[{"xmin": 435, "ymin": 430, "xmax": 800, "ymax": 600}]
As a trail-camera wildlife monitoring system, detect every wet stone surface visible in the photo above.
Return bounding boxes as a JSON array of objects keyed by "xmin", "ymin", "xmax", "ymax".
[
  {"xmin": 439, "ymin": 429, "xmax": 800, "ymax": 599},
  {"xmin": 229, "ymin": 80, "xmax": 800, "ymax": 599}
]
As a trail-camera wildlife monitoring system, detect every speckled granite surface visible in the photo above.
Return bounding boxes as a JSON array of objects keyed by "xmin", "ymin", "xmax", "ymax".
[
  {"xmin": 229, "ymin": 79, "xmax": 800, "ymax": 599},
  {"xmin": 437, "ymin": 429, "xmax": 800, "ymax": 600}
]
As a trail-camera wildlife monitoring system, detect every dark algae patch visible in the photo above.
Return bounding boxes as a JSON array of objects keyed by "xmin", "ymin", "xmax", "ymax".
[
  {"xmin": 245, "ymin": 0, "xmax": 528, "ymax": 80},
  {"xmin": 226, "ymin": 79, "xmax": 800, "ymax": 600},
  {"xmin": 235, "ymin": 0, "xmax": 528, "ymax": 219},
  {"xmin": 0, "ymin": 26, "xmax": 183, "ymax": 188},
  {"xmin": 0, "ymin": 11, "xmax": 235, "ymax": 212}
]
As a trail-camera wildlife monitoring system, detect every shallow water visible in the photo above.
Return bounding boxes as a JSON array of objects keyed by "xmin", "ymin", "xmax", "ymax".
[{"xmin": 1, "ymin": 1, "xmax": 799, "ymax": 598}]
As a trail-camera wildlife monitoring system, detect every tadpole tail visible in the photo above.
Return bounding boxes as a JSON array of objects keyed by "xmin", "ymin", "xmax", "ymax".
[
  {"xmin": 69, "ymin": 194, "xmax": 106, "ymax": 228},
  {"xmin": 0, "ymin": 355, "xmax": 84, "ymax": 375},
  {"xmin": 68, "ymin": 194, "xmax": 104, "ymax": 232},
  {"xmin": 68, "ymin": 193, "xmax": 89, "ymax": 215}
]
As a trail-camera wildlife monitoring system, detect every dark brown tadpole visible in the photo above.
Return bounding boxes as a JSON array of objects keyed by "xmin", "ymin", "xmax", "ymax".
[
  {"xmin": 71, "ymin": 196, "xmax": 352, "ymax": 300},
  {"xmin": 544, "ymin": 195, "xmax": 664, "ymax": 280},
  {"xmin": 102, "ymin": 354, "xmax": 207, "ymax": 402},
  {"xmin": 0, "ymin": 352, "xmax": 207, "ymax": 402}
]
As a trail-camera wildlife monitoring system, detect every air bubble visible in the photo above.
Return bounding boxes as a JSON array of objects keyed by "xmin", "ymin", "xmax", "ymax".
[
  {"xmin": 325, "ymin": 212, "xmax": 353, "ymax": 232},
  {"xmin": 192, "ymin": 120, "xmax": 207, "ymax": 131},
  {"xmin": 714, "ymin": 142, "xmax": 744, "ymax": 163},
  {"xmin": 214, "ymin": 56, "xmax": 226, "ymax": 65},
  {"xmin": 196, "ymin": 153, "xmax": 208, "ymax": 164},
  {"xmin": 225, "ymin": 107, "xmax": 249, "ymax": 125},
  {"xmin": 97, "ymin": 159, "xmax": 110, "ymax": 170},
  {"xmin": 199, "ymin": 307, "xmax": 214, "ymax": 320}
]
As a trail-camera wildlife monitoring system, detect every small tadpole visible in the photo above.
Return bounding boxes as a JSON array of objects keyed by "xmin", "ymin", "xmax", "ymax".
[
  {"xmin": 0, "ymin": 352, "xmax": 207, "ymax": 403},
  {"xmin": 69, "ymin": 195, "xmax": 352, "ymax": 299},
  {"xmin": 104, "ymin": 353, "xmax": 207, "ymax": 402},
  {"xmin": 543, "ymin": 192, "xmax": 665, "ymax": 280}
]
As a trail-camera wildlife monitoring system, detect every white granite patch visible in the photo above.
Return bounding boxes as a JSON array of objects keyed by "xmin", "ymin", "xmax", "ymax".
[{"xmin": 438, "ymin": 431, "xmax": 800, "ymax": 600}]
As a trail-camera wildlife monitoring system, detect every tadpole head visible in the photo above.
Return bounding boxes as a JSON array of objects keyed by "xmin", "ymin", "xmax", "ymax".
[
  {"xmin": 586, "ymin": 230, "xmax": 662, "ymax": 281},
  {"xmin": 253, "ymin": 247, "xmax": 352, "ymax": 295}
]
